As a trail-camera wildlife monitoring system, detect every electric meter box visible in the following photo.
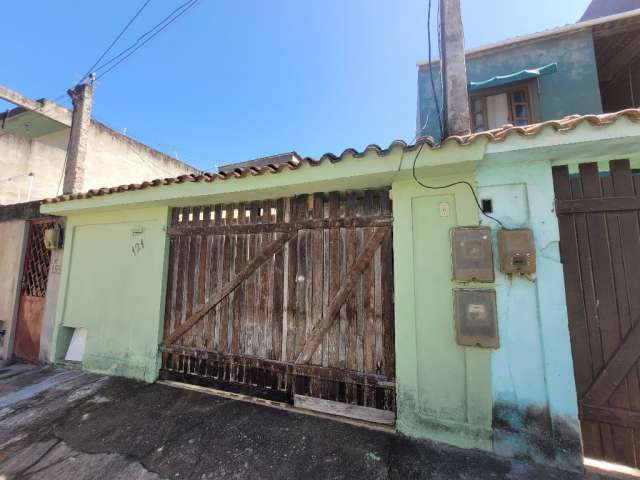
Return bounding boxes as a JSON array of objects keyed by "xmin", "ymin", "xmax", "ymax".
[
  {"xmin": 451, "ymin": 226, "xmax": 494, "ymax": 283},
  {"xmin": 498, "ymin": 228, "xmax": 536, "ymax": 275},
  {"xmin": 454, "ymin": 289, "xmax": 499, "ymax": 349},
  {"xmin": 43, "ymin": 226, "xmax": 63, "ymax": 250}
]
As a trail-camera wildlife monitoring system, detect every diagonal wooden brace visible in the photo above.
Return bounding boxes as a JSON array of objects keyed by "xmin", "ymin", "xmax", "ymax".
[
  {"xmin": 295, "ymin": 227, "xmax": 390, "ymax": 365},
  {"xmin": 164, "ymin": 231, "xmax": 296, "ymax": 345},
  {"xmin": 583, "ymin": 317, "xmax": 640, "ymax": 406}
]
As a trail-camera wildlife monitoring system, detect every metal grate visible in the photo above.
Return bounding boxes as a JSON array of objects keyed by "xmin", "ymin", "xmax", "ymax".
[{"xmin": 20, "ymin": 220, "xmax": 56, "ymax": 297}]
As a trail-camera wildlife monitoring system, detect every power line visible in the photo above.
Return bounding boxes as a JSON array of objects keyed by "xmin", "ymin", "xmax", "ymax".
[
  {"xmin": 94, "ymin": 0, "xmax": 201, "ymax": 81},
  {"xmin": 411, "ymin": 137, "xmax": 504, "ymax": 228},
  {"xmin": 79, "ymin": 0, "xmax": 153, "ymax": 85}
]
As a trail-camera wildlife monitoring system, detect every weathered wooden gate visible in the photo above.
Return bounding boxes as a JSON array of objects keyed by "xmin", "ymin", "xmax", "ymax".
[
  {"xmin": 554, "ymin": 159, "xmax": 640, "ymax": 468},
  {"xmin": 14, "ymin": 218, "xmax": 56, "ymax": 362},
  {"xmin": 160, "ymin": 189, "xmax": 396, "ymax": 418}
]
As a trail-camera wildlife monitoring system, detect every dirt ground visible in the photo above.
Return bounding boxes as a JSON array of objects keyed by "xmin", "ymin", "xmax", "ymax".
[{"xmin": 0, "ymin": 363, "xmax": 618, "ymax": 479}]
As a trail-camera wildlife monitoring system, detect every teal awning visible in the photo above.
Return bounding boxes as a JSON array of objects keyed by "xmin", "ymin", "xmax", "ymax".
[{"xmin": 468, "ymin": 63, "xmax": 558, "ymax": 93}]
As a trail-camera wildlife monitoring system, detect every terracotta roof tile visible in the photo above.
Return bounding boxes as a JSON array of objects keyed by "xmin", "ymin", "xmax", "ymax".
[{"xmin": 43, "ymin": 108, "xmax": 640, "ymax": 204}]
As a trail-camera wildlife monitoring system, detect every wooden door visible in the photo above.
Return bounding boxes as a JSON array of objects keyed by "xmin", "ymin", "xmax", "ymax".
[
  {"xmin": 554, "ymin": 160, "xmax": 640, "ymax": 468},
  {"xmin": 161, "ymin": 190, "xmax": 396, "ymax": 416},
  {"xmin": 14, "ymin": 219, "xmax": 55, "ymax": 362}
]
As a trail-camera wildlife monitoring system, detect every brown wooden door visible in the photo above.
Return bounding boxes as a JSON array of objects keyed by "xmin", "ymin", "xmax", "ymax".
[
  {"xmin": 14, "ymin": 219, "xmax": 55, "ymax": 362},
  {"xmin": 554, "ymin": 160, "xmax": 640, "ymax": 468},
  {"xmin": 161, "ymin": 190, "xmax": 395, "ymax": 414}
]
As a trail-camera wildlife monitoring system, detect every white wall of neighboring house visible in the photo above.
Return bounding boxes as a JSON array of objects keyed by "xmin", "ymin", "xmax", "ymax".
[
  {"xmin": 0, "ymin": 122, "xmax": 198, "ymax": 205},
  {"xmin": 0, "ymin": 220, "xmax": 27, "ymax": 362},
  {"xmin": 0, "ymin": 133, "xmax": 67, "ymax": 205}
]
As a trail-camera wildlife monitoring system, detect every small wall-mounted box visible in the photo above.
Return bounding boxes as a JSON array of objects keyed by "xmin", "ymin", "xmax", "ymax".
[
  {"xmin": 451, "ymin": 226, "xmax": 494, "ymax": 283},
  {"xmin": 43, "ymin": 225, "xmax": 63, "ymax": 250},
  {"xmin": 454, "ymin": 289, "xmax": 499, "ymax": 349},
  {"xmin": 497, "ymin": 229, "xmax": 536, "ymax": 275}
]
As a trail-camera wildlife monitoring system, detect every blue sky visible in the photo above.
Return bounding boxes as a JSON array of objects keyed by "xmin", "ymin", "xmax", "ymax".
[{"xmin": 2, "ymin": 0, "xmax": 589, "ymax": 170}]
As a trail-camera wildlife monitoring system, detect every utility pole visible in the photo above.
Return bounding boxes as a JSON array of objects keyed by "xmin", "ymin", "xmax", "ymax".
[
  {"xmin": 439, "ymin": 0, "xmax": 471, "ymax": 137},
  {"xmin": 63, "ymin": 79, "xmax": 94, "ymax": 195}
]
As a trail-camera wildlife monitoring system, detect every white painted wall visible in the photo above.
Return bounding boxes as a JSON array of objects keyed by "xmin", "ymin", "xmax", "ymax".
[
  {"xmin": 0, "ymin": 220, "xmax": 27, "ymax": 362},
  {"xmin": 0, "ymin": 122, "xmax": 197, "ymax": 206}
]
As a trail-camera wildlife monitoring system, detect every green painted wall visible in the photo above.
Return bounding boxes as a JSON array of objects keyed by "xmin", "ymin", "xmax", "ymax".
[
  {"xmin": 51, "ymin": 206, "xmax": 170, "ymax": 382},
  {"xmin": 391, "ymin": 176, "xmax": 493, "ymax": 451}
]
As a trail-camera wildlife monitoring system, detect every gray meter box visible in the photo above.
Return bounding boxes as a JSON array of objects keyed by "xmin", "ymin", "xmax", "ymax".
[
  {"xmin": 454, "ymin": 289, "xmax": 499, "ymax": 348},
  {"xmin": 498, "ymin": 228, "xmax": 536, "ymax": 274},
  {"xmin": 451, "ymin": 226, "xmax": 494, "ymax": 283}
]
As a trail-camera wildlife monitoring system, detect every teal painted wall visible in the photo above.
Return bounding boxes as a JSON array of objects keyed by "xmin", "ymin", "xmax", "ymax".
[
  {"xmin": 418, "ymin": 30, "xmax": 603, "ymax": 141},
  {"xmin": 391, "ymin": 176, "xmax": 493, "ymax": 451},
  {"xmin": 51, "ymin": 206, "xmax": 170, "ymax": 382},
  {"xmin": 475, "ymin": 157, "xmax": 582, "ymax": 469}
]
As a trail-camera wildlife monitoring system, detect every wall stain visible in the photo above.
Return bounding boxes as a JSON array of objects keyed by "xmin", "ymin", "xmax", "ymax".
[{"xmin": 493, "ymin": 401, "xmax": 582, "ymax": 471}]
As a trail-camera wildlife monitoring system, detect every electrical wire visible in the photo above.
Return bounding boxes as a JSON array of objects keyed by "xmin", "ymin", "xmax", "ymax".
[
  {"xmin": 427, "ymin": 0, "xmax": 444, "ymax": 140},
  {"xmin": 94, "ymin": 0, "xmax": 200, "ymax": 81},
  {"xmin": 78, "ymin": 0, "xmax": 153, "ymax": 85},
  {"xmin": 411, "ymin": 139, "xmax": 505, "ymax": 228}
]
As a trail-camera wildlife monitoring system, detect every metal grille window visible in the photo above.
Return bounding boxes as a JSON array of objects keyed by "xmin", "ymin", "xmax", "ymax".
[{"xmin": 20, "ymin": 220, "xmax": 56, "ymax": 297}]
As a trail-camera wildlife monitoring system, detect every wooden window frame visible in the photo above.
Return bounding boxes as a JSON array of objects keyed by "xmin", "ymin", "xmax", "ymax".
[{"xmin": 469, "ymin": 80, "xmax": 538, "ymax": 132}]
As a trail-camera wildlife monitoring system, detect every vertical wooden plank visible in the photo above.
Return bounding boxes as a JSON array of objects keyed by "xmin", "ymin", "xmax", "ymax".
[
  {"xmin": 259, "ymin": 200, "xmax": 272, "ymax": 359},
  {"xmin": 194, "ymin": 207, "xmax": 207, "ymax": 349},
  {"xmin": 362, "ymin": 190, "xmax": 376, "ymax": 406},
  {"xmin": 167, "ymin": 209, "xmax": 182, "ymax": 342},
  {"xmin": 226, "ymin": 204, "xmax": 239, "ymax": 356},
  {"xmin": 553, "ymin": 166, "xmax": 593, "ymax": 394},
  {"xmin": 212, "ymin": 204, "xmax": 223, "ymax": 351},
  {"xmin": 580, "ymin": 162, "xmax": 619, "ymax": 462},
  {"xmin": 311, "ymin": 194, "xmax": 324, "ymax": 366},
  {"xmin": 178, "ymin": 208, "xmax": 192, "ymax": 347},
  {"xmin": 608, "ymin": 160, "xmax": 640, "ymax": 466},
  {"xmin": 233, "ymin": 202, "xmax": 246, "ymax": 355},
  {"xmin": 294, "ymin": 195, "xmax": 309, "ymax": 361},
  {"xmin": 245, "ymin": 201, "xmax": 259, "ymax": 356},
  {"xmin": 564, "ymin": 172, "xmax": 606, "ymax": 460},
  {"xmin": 381, "ymin": 226, "xmax": 395, "ymax": 377},
  {"xmin": 219, "ymin": 205, "xmax": 231, "ymax": 353},
  {"xmin": 272, "ymin": 198, "xmax": 285, "ymax": 361},
  {"xmin": 328, "ymin": 192, "xmax": 341, "ymax": 369},
  {"xmin": 286, "ymin": 197, "xmax": 300, "ymax": 362},
  {"xmin": 345, "ymin": 192, "xmax": 358, "ymax": 373},
  {"xmin": 163, "ymin": 237, "xmax": 176, "ymax": 342}
]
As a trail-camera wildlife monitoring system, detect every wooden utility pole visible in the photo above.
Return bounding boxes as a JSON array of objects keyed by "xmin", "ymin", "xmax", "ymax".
[
  {"xmin": 439, "ymin": 0, "xmax": 471, "ymax": 137},
  {"xmin": 63, "ymin": 82, "xmax": 94, "ymax": 195}
]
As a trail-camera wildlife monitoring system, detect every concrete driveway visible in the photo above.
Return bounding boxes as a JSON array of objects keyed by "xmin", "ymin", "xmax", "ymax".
[{"xmin": 0, "ymin": 363, "xmax": 617, "ymax": 479}]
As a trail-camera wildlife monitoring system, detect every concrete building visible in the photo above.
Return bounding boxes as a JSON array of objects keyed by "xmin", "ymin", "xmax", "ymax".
[
  {"xmin": 581, "ymin": 0, "xmax": 640, "ymax": 21},
  {"xmin": 417, "ymin": 9, "xmax": 640, "ymax": 141},
  {"xmin": 39, "ymin": 105, "xmax": 640, "ymax": 471},
  {"xmin": 0, "ymin": 88, "xmax": 198, "ymax": 205},
  {"xmin": 0, "ymin": 85, "xmax": 198, "ymax": 366}
]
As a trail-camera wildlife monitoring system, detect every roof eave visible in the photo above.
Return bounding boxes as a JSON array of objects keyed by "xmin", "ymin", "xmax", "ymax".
[{"xmin": 417, "ymin": 8, "xmax": 640, "ymax": 68}]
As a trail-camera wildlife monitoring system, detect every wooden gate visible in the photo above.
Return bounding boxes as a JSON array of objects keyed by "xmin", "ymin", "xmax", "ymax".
[
  {"xmin": 14, "ymin": 218, "xmax": 56, "ymax": 362},
  {"xmin": 160, "ymin": 189, "xmax": 396, "ymax": 418},
  {"xmin": 554, "ymin": 159, "xmax": 640, "ymax": 468}
]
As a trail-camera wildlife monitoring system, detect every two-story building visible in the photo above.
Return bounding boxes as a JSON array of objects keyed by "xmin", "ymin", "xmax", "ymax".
[{"xmin": 417, "ymin": 4, "xmax": 640, "ymax": 141}]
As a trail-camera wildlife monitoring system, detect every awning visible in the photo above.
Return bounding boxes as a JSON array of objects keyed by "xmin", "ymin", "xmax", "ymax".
[{"xmin": 468, "ymin": 63, "xmax": 558, "ymax": 93}]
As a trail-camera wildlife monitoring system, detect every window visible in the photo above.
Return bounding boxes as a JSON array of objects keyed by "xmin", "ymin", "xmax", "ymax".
[{"xmin": 470, "ymin": 84, "xmax": 534, "ymax": 132}]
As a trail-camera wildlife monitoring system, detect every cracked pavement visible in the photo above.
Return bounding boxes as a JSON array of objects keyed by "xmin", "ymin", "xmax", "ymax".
[{"xmin": 0, "ymin": 363, "xmax": 616, "ymax": 479}]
